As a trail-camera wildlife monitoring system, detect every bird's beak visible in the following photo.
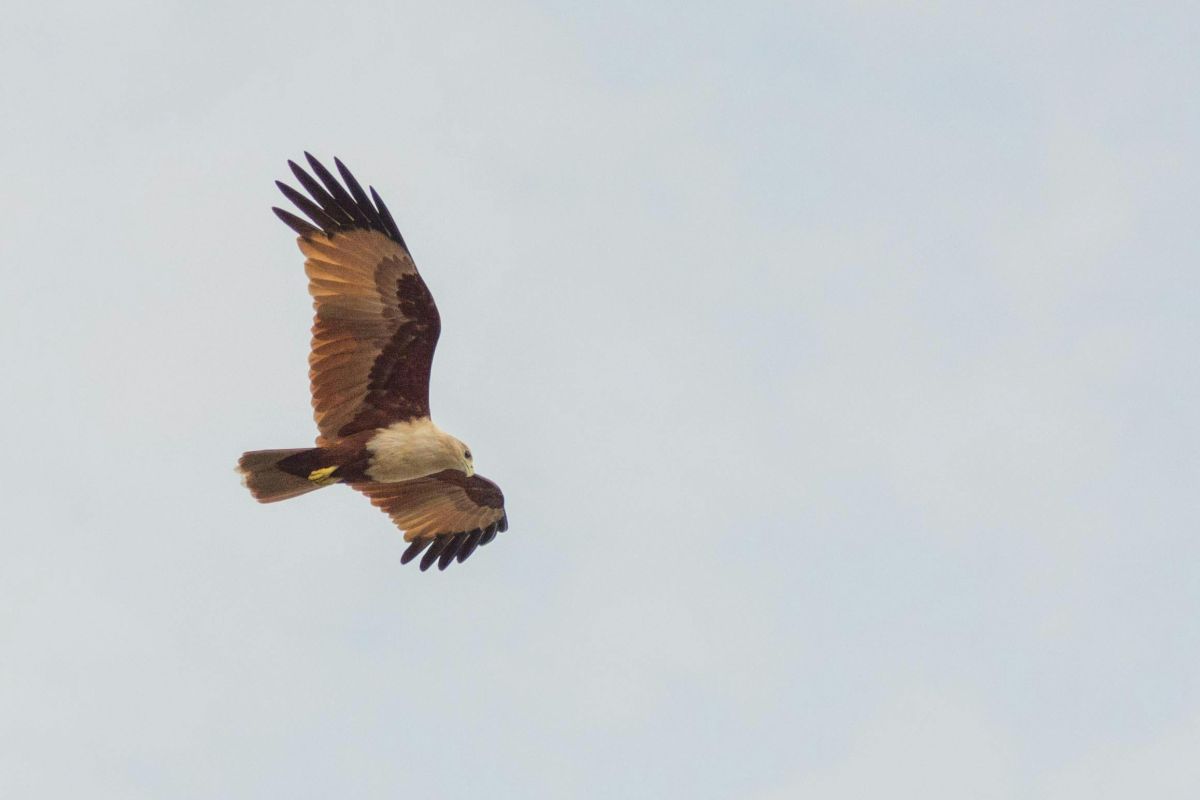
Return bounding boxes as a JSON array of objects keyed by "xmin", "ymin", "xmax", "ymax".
[{"xmin": 466, "ymin": 463, "xmax": 475, "ymax": 477}]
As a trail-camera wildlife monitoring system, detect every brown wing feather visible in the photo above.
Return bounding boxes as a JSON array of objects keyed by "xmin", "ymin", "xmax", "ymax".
[
  {"xmin": 352, "ymin": 470, "xmax": 508, "ymax": 571},
  {"xmin": 273, "ymin": 154, "xmax": 440, "ymax": 445}
]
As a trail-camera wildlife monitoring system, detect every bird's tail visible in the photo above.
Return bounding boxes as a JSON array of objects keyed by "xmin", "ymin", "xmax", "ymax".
[{"xmin": 237, "ymin": 448, "xmax": 333, "ymax": 503}]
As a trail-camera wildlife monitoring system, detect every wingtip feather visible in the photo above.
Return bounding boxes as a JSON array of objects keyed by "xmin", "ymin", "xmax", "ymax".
[{"xmin": 272, "ymin": 206, "xmax": 319, "ymax": 238}]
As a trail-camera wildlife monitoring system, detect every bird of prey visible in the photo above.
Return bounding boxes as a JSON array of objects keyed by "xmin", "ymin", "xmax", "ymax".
[{"xmin": 237, "ymin": 154, "xmax": 508, "ymax": 571}]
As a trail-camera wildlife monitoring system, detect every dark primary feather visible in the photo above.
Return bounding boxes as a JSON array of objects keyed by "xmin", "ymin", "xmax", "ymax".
[
  {"xmin": 305, "ymin": 152, "xmax": 372, "ymax": 228},
  {"xmin": 370, "ymin": 186, "xmax": 406, "ymax": 246},
  {"xmin": 274, "ymin": 154, "xmax": 407, "ymax": 249},
  {"xmin": 457, "ymin": 530, "xmax": 483, "ymax": 563},
  {"xmin": 396, "ymin": 522, "xmax": 503, "ymax": 572},
  {"xmin": 437, "ymin": 532, "xmax": 467, "ymax": 570},
  {"xmin": 272, "ymin": 207, "xmax": 320, "ymax": 238},
  {"xmin": 336, "ymin": 157, "xmax": 390, "ymax": 236},
  {"xmin": 420, "ymin": 537, "xmax": 449, "ymax": 571},
  {"xmin": 288, "ymin": 160, "xmax": 353, "ymax": 226},
  {"xmin": 276, "ymin": 180, "xmax": 340, "ymax": 231},
  {"xmin": 401, "ymin": 538, "xmax": 433, "ymax": 565}
]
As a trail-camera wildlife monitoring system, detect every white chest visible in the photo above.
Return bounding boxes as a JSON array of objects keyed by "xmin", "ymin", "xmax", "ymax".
[{"xmin": 364, "ymin": 419, "xmax": 455, "ymax": 482}]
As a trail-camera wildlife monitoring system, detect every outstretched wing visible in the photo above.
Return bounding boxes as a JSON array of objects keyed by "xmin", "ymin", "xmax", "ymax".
[
  {"xmin": 353, "ymin": 471, "xmax": 509, "ymax": 571},
  {"xmin": 273, "ymin": 153, "xmax": 440, "ymax": 446}
]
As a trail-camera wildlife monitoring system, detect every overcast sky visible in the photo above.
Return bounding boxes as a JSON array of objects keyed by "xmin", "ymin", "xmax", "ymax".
[{"xmin": 2, "ymin": 2, "xmax": 1198, "ymax": 797}]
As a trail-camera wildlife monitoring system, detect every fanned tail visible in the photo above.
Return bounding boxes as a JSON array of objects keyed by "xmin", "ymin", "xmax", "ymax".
[{"xmin": 237, "ymin": 448, "xmax": 326, "ymax": 503}]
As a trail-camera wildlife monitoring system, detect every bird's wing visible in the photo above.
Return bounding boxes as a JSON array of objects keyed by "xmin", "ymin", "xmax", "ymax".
[
  {"xmin": 353, "ymin": 471, "xmax": 509, "ymax": 571},
  {"xmin": 273, "ymin": 154, "xmax": 440, "ymax": 446}
]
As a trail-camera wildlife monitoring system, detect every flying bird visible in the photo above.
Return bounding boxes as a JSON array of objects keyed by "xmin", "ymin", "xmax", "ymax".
[{"xmin": 237, "ymin": 154, "xmax": 508, "ymax": 571}]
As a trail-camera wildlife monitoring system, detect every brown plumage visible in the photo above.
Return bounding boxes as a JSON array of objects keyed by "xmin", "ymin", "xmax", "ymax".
[
  {"xmin": 355, "ymin": 471, "xmax": 508, "ymax": 566},
  {"xmin": 238, "ymin": 154, "xmax": 508, "ymax": 571}
]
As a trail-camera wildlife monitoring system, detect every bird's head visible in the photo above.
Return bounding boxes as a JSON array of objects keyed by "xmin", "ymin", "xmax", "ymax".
[{"xmin": 454, "ymin": 438, "xmax": 475, "ymax": 477}]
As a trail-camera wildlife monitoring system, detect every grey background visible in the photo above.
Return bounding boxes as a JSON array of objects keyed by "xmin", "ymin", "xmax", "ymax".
[{"xmin": 2, "ymin": 2, "xmax": 1197, "ymax": 797}]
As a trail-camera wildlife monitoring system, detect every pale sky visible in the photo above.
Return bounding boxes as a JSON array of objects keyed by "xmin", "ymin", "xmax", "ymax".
[{"xmin": 2, "ymin": 2, "xmax": 1198, "ymax": 798}]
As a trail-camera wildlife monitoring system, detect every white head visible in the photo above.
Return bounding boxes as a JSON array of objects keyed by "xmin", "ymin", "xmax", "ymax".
[{"xmin": 451, "ymin": 437, "xmax": 475, "ymax": 476}]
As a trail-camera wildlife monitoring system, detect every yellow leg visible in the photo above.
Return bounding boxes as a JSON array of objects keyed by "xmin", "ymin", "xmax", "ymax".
[{"xmin": 307, "ymin": 466, "xmax": 339, "ymax": 486}]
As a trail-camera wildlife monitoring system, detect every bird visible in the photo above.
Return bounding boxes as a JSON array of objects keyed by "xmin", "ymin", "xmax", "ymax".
[{"xmin": 236, "ymin": 154, "xmax": 508, "ymax": 571}]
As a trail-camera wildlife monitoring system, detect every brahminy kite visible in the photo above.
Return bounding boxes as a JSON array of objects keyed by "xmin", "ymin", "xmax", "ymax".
[{"xmin": 237, "ymin": 154, "xmax": 508, "ymax": 571}]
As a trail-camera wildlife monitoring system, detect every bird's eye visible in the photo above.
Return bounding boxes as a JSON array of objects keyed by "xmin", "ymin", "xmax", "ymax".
[{"xmin": 464, "ymin": 450, "xmax": 472, "ymax": 460}]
